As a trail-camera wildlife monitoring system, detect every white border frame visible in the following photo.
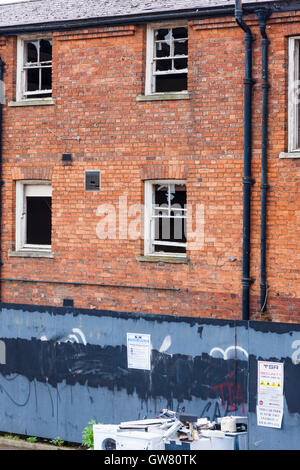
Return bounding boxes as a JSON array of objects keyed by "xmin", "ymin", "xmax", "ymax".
[
  {"xmin": 144, "ymin": 179, "xmax": 187, "ymax": 258},
  {"xmin": 15, "ymin": 180, "xmax": 52, "ymax": 251},
  {"xmin": 16, "ymin": 34, "xmax": 52, "ymax": 102},
  {"xmin": 145, "ymin": 21, "xmax": 188, "ymax": 96}
]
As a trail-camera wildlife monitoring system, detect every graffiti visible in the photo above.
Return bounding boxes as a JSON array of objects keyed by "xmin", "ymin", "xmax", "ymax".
[
  {"xmin": 0, "ymin": 374, "xmax": 31, "ymax": 407},
  {"xmin": 40, "ymin": 327, "xmax": 87, "ymax": 346},
  {"xmin": 212, "ymin": 376, "xmax": 246, "ymax": 415},
  {"xmin": 159, "ymin": 335, "xmax": 172, "ymax": 353},
  {"xmin": 291, "ymin": 340, "xmax": 300, "ymax": 365},
  {"xmin": 0, "ymin": 340, "xmax": 5, "ymax": 364},
  {"xmin": 209, "ymin": 345, "xmax": 248, "ymax": 360}
]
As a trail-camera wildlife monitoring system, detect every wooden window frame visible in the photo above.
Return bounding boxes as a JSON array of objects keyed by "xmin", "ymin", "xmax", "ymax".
[
  {"xmin": 16, "ymin": 34, "xmax": 52, "ymax": 102},
  {"xmin": 15, "ymin": 180, "xmax": 52, "ymax": 252},
  {"xmin": 145, "ymin": 21, "xmax": 188, "ymax": 96},
  {"xmin": 144, "ymin": 180, "xmax": 187, "ymax": 258}
]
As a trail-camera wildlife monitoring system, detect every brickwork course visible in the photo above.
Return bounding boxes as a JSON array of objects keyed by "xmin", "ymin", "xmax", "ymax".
[{"xmin": 0, "ymin": 0, "xmax": 299, "ymax": 322}]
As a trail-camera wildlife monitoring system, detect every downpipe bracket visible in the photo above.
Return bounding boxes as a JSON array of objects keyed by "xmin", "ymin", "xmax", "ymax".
[
  {"xmin": 242, "ymin": 277, "xmax": 255, "ymax": 287},
  {"xmin": 243, "ymin": 176, "xmax": 255, "ymax": 186}
]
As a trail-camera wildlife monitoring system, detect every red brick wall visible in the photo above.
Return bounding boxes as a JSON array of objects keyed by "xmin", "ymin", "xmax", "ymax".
[{"xmin": 0, "ymin": 12, "xmax": 299, "ymax": 322}]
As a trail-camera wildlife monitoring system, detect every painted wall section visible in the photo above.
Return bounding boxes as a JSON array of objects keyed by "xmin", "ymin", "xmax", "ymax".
[{"xmin": 0, "ymin": 303, "xmax": 299, "ymax": 449}]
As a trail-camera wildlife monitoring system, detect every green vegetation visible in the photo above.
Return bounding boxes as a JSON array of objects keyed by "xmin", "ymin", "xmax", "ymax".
[
  {"xmin": 50, "ymin": 437, "xmax": 64, "ymax": 447},
  {"xmin": 82, "ymin": 420, "xmax": 103, "ymax": 449}
]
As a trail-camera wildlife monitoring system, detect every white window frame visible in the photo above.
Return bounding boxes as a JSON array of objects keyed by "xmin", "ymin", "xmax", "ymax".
[
  {"xmin": 16, "ymin": 34, "xmax": 52, "ymax": 102},
  {"xmin": 144, "ymin": 180, "xmax": 187, "ymax": 258},
  {"xmin": 288, "ymin": 37, "xmax": 300, "ymax": 152},
  {"xmin": 15, "ymin": 180, "xmax": 52, "ymax": 252},
  {"xmin": 145, "ymin": 21, "xmax": 188, "ymax": 96}
]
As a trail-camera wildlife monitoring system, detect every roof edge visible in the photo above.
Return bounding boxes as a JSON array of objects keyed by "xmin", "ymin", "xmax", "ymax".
[
  {"xmin": 0, "ymin": 1, "xmax": 298, "ymax": 35},
  {"xmin": 0, "ymin": 6, "xmax": 233, "ymax": 35}
]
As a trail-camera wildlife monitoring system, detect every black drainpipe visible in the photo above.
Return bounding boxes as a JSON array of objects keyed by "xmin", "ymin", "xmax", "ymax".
[
  {"xmin": 235, "ymin": 2, "xmax": 255, "ymax": 321},
  {"xmin": 0, "ymin": 57, "xmax": 4, "ymax": 304},
  {"xmin": 257, "ymin": 8, "xmax": 271, "ymax": 313}
]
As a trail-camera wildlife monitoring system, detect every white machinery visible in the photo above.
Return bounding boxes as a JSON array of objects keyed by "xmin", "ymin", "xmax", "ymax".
[{"xmin": 93, "ymin": 411, "xmax": 248, "ymax": 450}]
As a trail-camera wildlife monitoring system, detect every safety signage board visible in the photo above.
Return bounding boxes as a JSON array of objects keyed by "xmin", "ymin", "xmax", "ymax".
[
  {"xmin": 258, "ymin": 361, "xmax": 284, "ymax": 395},
  {"xmin": 127, "ymin": 333, "xmax": 151, "ymax": 370},
  {"xmin": 257, "ymin": 361, "xmax": 284, "ymax": 428}
]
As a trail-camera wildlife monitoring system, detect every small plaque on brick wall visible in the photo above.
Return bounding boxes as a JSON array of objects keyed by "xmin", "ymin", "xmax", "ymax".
[{"xmin": 85, "ymin": 170, "xmax": 100, "ymax": 191}]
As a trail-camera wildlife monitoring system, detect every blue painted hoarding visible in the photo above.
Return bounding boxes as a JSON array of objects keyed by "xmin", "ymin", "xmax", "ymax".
[{"xmin": 0, "ymin": 303, "xmax": 299, "ymax": 449}]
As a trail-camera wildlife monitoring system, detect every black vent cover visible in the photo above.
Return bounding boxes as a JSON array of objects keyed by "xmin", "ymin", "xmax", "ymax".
[
  {"xmin": 85, "ymin": 171, "xmax": 100, "ymax": 191},
  {"xmin": 63, "ymin": 299, "xmax": 74, "ymax": 307}
]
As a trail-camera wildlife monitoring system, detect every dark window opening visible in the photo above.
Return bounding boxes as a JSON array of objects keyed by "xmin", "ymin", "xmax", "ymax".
[
  {"xmin": 26, "ymin": 196, "xmax": 52, "ymax": 245},
  {"xmin": 155, "ymin": 74, "xmax": 187, "ymax": 93},
  {"xmin": 40, "ymin": 39, "xmax": 52, "ymax": 62}
]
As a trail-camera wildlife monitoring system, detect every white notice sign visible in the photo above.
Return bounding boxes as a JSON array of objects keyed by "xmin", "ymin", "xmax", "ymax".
[
  {"xmin": 257, "ymin": 398, "xmax": 283, "ymax": 429},
  {"xmin": 257, "ymin": 361, "xmax": 284, "ymax": 429},
  {"xmin": 258, "ymin": 361, "xmax": 284, "ymax": 395},
  {"xmin": 127, "ymin": 333, "xmax": 151, "ymax": 371}
]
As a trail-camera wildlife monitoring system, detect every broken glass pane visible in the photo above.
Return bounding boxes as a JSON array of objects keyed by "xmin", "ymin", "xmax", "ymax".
[
  {"xmin": 174, "ymin": 58, "xmax": 188, "ymax": 70},
  {"xmin": 155, "ymin": 28, "xmax": 170, "ymax": 42},
  {"xmin": 154, "ymin": 184, "xmax": 168, "ymax": 206},
  {"xmin": 172, "ymin": 27, "xmax": 188, "ymax": 39},
  {"xmin": 40, "ymin": 39, "xmax": 52, "ymax": 63},
  {"xmin": 156, "ymin": 42, "xmax": 170, "ymax": 58},
  {"xmin": 41, "ymin": 67, "xmax": 52, "ymax": 90},
  {"xmin": 174, "ymin": 40, "xmax": 188, "ymax": 56},
  {"xmin": 26, "ymin": 41, "xmax": 38, "ymax": 63},
  {"xmin": 156, "ymin": 59, "xmax": 172, "ymax": 72},
  {"xmin": 27, "ymin": 68, "xmax": 39, "ymax": 91}
]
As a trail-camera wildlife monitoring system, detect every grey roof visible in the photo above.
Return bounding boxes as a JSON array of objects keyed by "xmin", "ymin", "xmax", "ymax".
[{"xmin": 0, "ymin": 0, "xmax": 286, "ymax": 29}]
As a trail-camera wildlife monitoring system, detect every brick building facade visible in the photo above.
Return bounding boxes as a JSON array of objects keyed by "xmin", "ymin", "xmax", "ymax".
[{"xmin": 0, "ymin": 0, "xmax": 299, "ymax": 322}]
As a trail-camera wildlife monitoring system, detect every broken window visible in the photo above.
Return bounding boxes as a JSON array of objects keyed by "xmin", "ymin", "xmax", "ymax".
[
  {"xmin": 18, "ymin": 37, "xmax": 52, "ymax": 100},
  {"xmin": 16, "ymin": 182, "xmax": 52, "ymax": 251},
  {"xmin": 146, "ymin": 24, "xmax": 188, "ymax": 94},
  {"xmin": 144, "ymin": 180, "xmax": 187, "ymax": 256}
]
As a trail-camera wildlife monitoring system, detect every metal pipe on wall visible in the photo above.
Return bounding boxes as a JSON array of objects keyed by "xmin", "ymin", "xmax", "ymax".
[
  {"xmin": 257, "ymin": 8, "xmax": 271, "ymax": 313},
  {"xmin": 235, "ymin": 1, "xmax": 255, "ymax": 321},
  {"xmin": 0, "ymin": 57, "xmax": 4, "ymax": 304}
]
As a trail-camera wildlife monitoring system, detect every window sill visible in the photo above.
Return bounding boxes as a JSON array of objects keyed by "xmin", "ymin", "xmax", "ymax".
[
  {"xmin": 137, "ymin": 255, "xmax": 188, "ymax": 264},
  {"xmin": 136, "ymin": 92, "xmax": 190, "ymax": 102},
  {"xmin": 8, "ymin": 250, "xmax": 54, "ymax": 258},
  {"xmin": 8, "ymin": 98, "xmax": 55, "ymax": 107},
  {"xmin": 279, "ymin": 151, "xmax": 300, "ymax": 159}
]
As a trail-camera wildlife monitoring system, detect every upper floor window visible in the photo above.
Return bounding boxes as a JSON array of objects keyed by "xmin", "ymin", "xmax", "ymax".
[
  {"xmin": 145, "ymin": 23, "xmax": 188, "ymax": 95},
  {"xmin": 17, "ymin": 36, "xmax": 52, "ymax": 101}
]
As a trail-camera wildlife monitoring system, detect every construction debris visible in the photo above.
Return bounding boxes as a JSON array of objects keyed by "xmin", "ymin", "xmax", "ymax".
[{"xmin": 93, "ymin": 410, "xmax": 248, "ymax": 450}]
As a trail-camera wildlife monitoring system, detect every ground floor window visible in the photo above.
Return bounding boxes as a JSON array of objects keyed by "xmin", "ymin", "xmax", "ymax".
[
  {"xmin": 15, "ymin": 181, "xmax": 52, "ymax": 251},
  {"xmin": 144, "ymin": 180, "xmax": 186, "ymax": 257}
]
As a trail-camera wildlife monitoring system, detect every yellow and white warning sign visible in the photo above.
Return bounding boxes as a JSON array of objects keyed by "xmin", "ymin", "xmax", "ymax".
[
  {"xmin": 258, "ymin": 361, "xmax": 284, "ymax": 395},
  {"xmin": 257, "ymin": 361, "xmax": 284, "ymax": 428}
]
